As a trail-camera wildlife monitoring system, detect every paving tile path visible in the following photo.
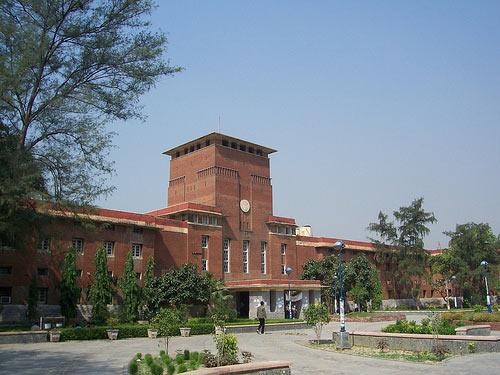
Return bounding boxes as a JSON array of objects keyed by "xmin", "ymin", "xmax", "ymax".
[{"xmin": 0, "ymin": 320, "xmax": 498, "ymax": 375}]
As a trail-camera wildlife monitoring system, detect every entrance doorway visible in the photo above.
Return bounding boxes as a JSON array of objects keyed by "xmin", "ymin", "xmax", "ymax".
[{"xmin": 235, "ymin": 291, "xmax": 249, "ymax": 318}]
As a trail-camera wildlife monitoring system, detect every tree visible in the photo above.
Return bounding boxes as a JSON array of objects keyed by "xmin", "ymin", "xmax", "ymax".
[
  {"xmin": 303, "ymin": 303, "xmax": 330, "ymax": 344},
  {"xmin": 345, "ymin": 255, "xmax": 382, "ymax": 311},
  {"xmin": 88, "ymin": 247, "xmax": 112, "ymax": 324},
  {"xmin": 60, "ymin": 247, "xmax": 80, "ymax": 320},
  {"xmin": 436, "ymin": 223, "xmax": 499, "ymax": 306},
  {"xmin": 141, "ymin": 256, "xmax": 156, "ymax": 319},
  {"xmin": 0, "ymin": 0, "xmax": 180, "ymax": 204},
  {"xmin": 118, "ymin": 251, "xmax": 141, "ymax": 322},
  {"xmin": 208, "ymin": 281, "xmax": 237, "ymax": 331},
  {"xmin": 302, "ymin": 255, "xmax": 348, "ymax": 313},
  {"xmin": 151, "ymin": 306, "xmax": 188, "ymax": 355},
  {"xmin": 368, "ymin": 197, "xmax": 437, "ymax": 307},
  {"xmin": 157, "ymin": 263, "xmax": 215, "ymax": 308}
]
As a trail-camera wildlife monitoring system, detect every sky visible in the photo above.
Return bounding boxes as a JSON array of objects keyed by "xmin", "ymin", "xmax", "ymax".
[{"xmin": 96, "ymin": 1, "xmax": 500, "ymax": 249}]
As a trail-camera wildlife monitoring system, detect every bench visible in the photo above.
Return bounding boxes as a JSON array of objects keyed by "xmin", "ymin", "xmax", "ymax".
[{"xmin": 39, "ymin": 316, "xmax": 65, "ymax": 330}]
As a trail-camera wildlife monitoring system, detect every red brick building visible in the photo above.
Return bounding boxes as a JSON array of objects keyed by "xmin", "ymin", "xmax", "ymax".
[{"xmin": 0, "ymin": 132, "xmax": 443, "ymax": 321}]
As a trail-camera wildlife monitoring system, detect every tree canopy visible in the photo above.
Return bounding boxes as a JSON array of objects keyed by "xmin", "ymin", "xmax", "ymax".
[
  {"xmin": 368, "ymin": 197, "xmax": 436, "ymax": 304},
  {"xmin": 0, "ymin": 0, "xmax": 180, "ymax": 205}
]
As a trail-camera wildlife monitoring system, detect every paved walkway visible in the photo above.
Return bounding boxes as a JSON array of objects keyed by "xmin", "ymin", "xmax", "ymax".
[{"xmin": 0, "ymin": 320, "xmax": 498, "ymax": 374}]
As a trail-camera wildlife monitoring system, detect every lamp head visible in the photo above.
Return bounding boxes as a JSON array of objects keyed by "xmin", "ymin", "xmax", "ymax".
[
  {"xmin": 332, "ymin": 240, "xmax": 345, "ymax": 251},
  {"xmin": 480, "ymin": 260, "xmax": 489, "ymax": 268},
  {"xmin": 285, "ymin": 266, "xmax": 293, "ymax": 275}
]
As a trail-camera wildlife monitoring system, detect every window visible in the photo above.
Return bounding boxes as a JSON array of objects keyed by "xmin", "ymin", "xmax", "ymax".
[
  {"xmin": 0, "ymin": 287, "xmax": 12, "ymax": 304},
  {"xmin": 38, "ymin": 238, "xmax": 51, "ymax": 253},
  {"xmin": 201, "ymin": 235, "xmax": 209, "ymax": 248},
  {"xmin": 37, "ymin": 268, "xmax": 49, "ymax": 277},
  {"xmin": 133, "ymin": 227, "xmax": 143, "ymax": 234},
  {"xmin": 132, "ymin": 243, "xmax": 142, "ymax": 258},
  {"xmin": 72, "ymin": 238, "xmax": 84, "ymax": 253},
  {"xmin": 104, "ymin": 241, "xmax": 114, "ymax": 257},
  {"xmin": 223, "ymin": 239, "xmax": 230, "ymax": 273},
  {"xmin": 242, "ymin": 240, "xmax": 249, "ymax": 273},
  {"xmin": 281, "ymin": 243, "xmax": 287, "ymax": 274},
  {"xmin": 239, "ymin": 144, "xmax": 246, "ymax": 151},
  {"xmin": 260, "ymin": 241, "xmax": 267, "ymax": 274},
  {"xmin": 38, "ymin": 288, "xmax": 48, "ymax": 304},
  {"xmin": 202, "ymin": 215, "xmax": 209, "ymax": 225},
  {"xmin": 0, "ymin": 266, "xmax": 12, "ymax": 275}
]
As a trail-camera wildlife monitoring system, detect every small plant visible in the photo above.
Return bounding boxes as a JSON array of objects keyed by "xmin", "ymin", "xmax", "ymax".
[
  {"xmin": 150, "ymin": 362, "xmax": 163, "ymax": 375},
  {"xmin": 183, "ymin": 349, "xmax": 190, "ymax": 360},
  {"xmin": 167, "ymin": 362, "xmax": 175, "ymax": 375},
  {"xmin": 135, "ymin": 353, "xmax": 142, "ymax": 360},
  {"xmin": 473, "ymin": 304, "xmax": 484, "ymax": 313},
  {"xmin": 202, "ymin": 350, "xmax": 218, "ymax": 368},
  {"xmin": 190, "ymin": 351, "xmax": 200, "ymax": 361},
  {"xmin": 106, "ymin": 316, "xmax": 120, "ymax": 328},
  {"xmin": 188, "ymin": 358, "xmax": 200, "ymax": 370},
  {"xmin": 468, "ymin": 342, "xmax": 476, "ymax": 353},
  {"xmin": 177, "ymin": 363, "xmax": 188, "ymax": 373},
  {"xmin": 431, "ymin": 344, "xmax": 449, "ymax": 360},
  {"xmin": 128, "ymin": 359, "xmax": 138, "ymax": 375},
  {"xmin": 144, "ymin": 353, "xmax": 153, "ymax": 366},
  {"xmin": 214, "ymin": 333, "xmax": 239, "ymax": 365},
  {"xmin": 175, "ymin": 353, "xmax": 185, "ymax": 365},
  {"xmin": 241, "ymin": 351, "xmax": 253, "ymax": 363},
  {"xmin": 303, "ymin": 303, "xmax": 330, "ymax": 344},
  {"xmin": 376, "ymin": 339, "xmax": 389, "ymax": 352}
]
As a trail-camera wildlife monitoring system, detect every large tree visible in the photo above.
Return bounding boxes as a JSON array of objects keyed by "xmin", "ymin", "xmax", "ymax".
[
  {"xmin": 88, "ymin": 247, "xmax": 112, "ymax": 324},
  {"xmin": 118, "ymin": 251, "xmax": 141, "ymax": 322},
  {"xmin": 368, "ymin": 197, "xmax": 437, "ymax": 307},
  {"xmin": 60, "ymin": 247, "xmax": 80, "ymax": 320},
  {"xmin": 0, "ymin": 0, "xmax": 180, "ymax": 205},
  {"xmin": 345, "ymin": 254, "xmax": 382, "ymax": 311},
  {"xmin": 433, "ymin": 223, "xmax": 499, "ymax": 306}
]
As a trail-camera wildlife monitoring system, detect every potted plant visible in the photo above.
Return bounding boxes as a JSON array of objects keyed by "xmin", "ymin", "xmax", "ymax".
[
  {"xmin": 49, "ymin": 329, "xmax": 61, "ymax": 342},
  {"xmin": 147, "ymin": 322, "xmax": 158, "ymax": 339},
  {"xmin": 106, "ymin": 316, "xmax": 120, "ymax": 340},
  {"xmin": 178, "ymin": 305, "xmax": 191, "ymax": 337}
]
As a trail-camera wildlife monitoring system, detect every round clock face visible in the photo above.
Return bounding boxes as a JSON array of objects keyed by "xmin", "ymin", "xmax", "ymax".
[{"xmin": 240, "ymin": 199, "xmax": 250, "ymax": 213}]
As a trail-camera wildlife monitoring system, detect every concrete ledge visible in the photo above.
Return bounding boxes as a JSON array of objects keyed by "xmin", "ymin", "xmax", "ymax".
[
  {"xmin": 455, "ymin": 325, "xmax": 491, "ymax": 336},
  {"xmin": 226, "ymin": 322, "xmax": 307, "ymax": 334},
  {"xmin": 0, "ymin": 331, "xmax": 48, "ymax": 344},
  {"xmin": 333, "ymin": 331, "xmax": 500, "ymax": 354},
  {"xmin": 188, "ymin": 361, "xmax": 291, "ymax": 374}
]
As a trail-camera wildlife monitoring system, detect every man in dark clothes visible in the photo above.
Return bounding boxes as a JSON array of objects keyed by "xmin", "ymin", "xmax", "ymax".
[{"xmin": 256, "ymin": 301, "xmax": 266, "ymax": 334}]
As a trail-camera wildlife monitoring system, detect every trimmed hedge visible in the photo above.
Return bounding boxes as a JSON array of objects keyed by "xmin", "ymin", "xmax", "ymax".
[
  {"xmin": 60, "ymin": 323, "xmax": 213, "ymax": 341},
  {"xmin": 382, "ymin": 319, "xmax": 457, "ymax": 335},
  {"xmin": 441, "ymin": 311, "xmax": 500, "ymax": 323}
]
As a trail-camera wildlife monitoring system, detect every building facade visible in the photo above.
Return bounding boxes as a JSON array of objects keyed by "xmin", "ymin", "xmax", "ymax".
[{"xmin": 0, "ymin": 132, "xmax": 444, "ymax": 321}]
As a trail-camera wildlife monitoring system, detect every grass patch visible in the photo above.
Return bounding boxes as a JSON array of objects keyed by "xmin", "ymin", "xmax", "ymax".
[
  {"xmin": 0, "ymin": 325, "xmax": 32, "ymax": 332},
  {"xmin": 307, "ymin": 342, "xmax": 453, "ymax": 363},
  {"xmin": 347, "ymin": 312, "xmax": 373, "ymax": 318}
]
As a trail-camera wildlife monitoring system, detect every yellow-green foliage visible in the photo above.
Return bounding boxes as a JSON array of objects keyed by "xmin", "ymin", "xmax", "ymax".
[{"xmin": 441, "ymin": 311, "xmax": 500, "ymax": 323}]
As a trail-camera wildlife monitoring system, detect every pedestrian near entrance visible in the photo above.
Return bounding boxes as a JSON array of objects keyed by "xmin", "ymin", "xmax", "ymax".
[{"xmin": 256, "ymin": 301, "xmax": 266, "ymax": 334}]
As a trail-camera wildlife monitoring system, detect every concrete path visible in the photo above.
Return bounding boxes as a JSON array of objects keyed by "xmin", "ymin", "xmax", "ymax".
[{"xmin": 0, "ymin": 320, "xmax": 498, "ymax": 375}]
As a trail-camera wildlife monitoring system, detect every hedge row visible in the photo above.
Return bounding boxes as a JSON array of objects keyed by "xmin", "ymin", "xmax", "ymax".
[
  {"xmin": 441, "ymin": 311, "xmax": 500, "ymax": 323},
  {"xmin": 60, "ymin": 322, "xmax": 214, "ymax": 341},
  {"xmin": 382, "ymin": 319, "xmax": 457, "ymax": 335}
]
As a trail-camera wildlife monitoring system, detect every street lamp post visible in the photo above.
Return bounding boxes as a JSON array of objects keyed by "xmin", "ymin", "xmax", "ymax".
[
  {"xmin": 480, "ymin": 260, "xmax": 492, "ymax": 313},
  {"xmin": 333, "ymin": 275, "xmax": 338, "ymax": 315},
  {"xmin": 285, "ymin": 266, "xmax": 293, "ymax": 319},
  {"xmin": 450, "ymin": 275, "xmax": 457, "ymax": 308},
  {"xmin": 332, "ymin": 240, "xmax": 351, "ymax": 349}
]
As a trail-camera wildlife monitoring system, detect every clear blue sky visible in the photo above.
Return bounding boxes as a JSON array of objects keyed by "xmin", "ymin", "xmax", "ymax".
[{"xmin": 97, "ymin": 1, "xmax": 500, "ymax": 249}]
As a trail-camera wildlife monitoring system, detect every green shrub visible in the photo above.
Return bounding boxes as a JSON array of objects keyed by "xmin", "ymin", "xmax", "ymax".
[
  {"xmin": 144, "ymin": 353, "xmax": 153, "ymax": 366},
  {"xmin": 177, "ymin": 363, "xmax": 188, "ymax": 373},
  {"xmin": 183, "ymin": 349, "xmax": 190, "ymax": 360},
  {"xmin": 187, "ymin": 322, "xmax": 214, "ymax": 335},
  {"xmin": 59, "ymin": 324, "xmax": 148, "ymax": 341},
  {"xmin": 473, "ymin": 304, "xmax": 484, "ymax": 313},
  {"xmin": 189, "ymin": 358, "xmax": 200, "ymax": 370},
  {"xmin": 190, "ymin": 351, "xmax": 199, "ymax": 361},
  {"xmin": 175, "ymin": 354, "xmax": 185, "ymax": 365},
  {"xmin": 167, "ymin": 362, "xmax": 175, "ymax": 375},
  {"xmin": 214, "ymin": 333, "xmax": 239, "ymax": 365},
  {"xmin": 135, "ymin": 353, "xmax": 142, "ymax": 359},
  {"xmin": 202, "ymin": 351, "xmax": 218, "ymax": 368},
  {"xmin": 382, "ymin": 319, "xmax": 457, "ymax": 335},
  {"xmin": 150, "ymin": 362, "xmax": 163, "ymax": 375},
  {"xmin": 468, "ymin": 342, "xmax": 476, "ymax": 353},
  {"xmin": 128, "ymin": 359, "xmax": 138, "ymax": 375}
]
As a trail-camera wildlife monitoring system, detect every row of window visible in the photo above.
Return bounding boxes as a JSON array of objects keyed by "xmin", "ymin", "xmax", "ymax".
[
  {"xmin": 170, "ymin": 213, "xmax": 221, "ymax": 226},
  {"xmin": 200, "ymin": 236, "xmax": 288, "ymax": 275},
  {"xmin": 269, "ymin": 225, "xmax": 296, "ymax": 236},
  {"xmin": 36, "ymin": 238, "xmax": 143, "ymax": 258}
]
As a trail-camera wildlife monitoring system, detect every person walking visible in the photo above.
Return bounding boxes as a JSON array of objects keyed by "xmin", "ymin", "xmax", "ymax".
[{"xmin": 256, "ymin": 301, "xmax": 266, "ymax": 334}]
